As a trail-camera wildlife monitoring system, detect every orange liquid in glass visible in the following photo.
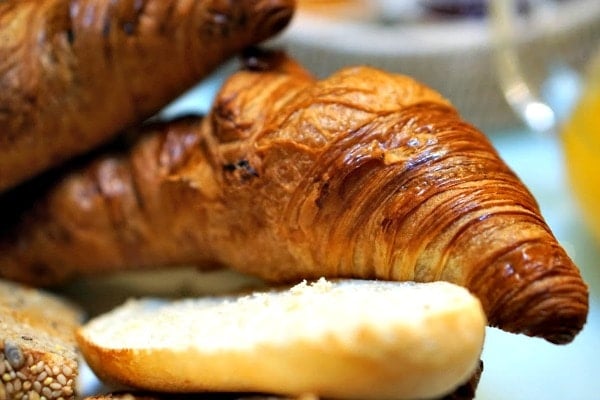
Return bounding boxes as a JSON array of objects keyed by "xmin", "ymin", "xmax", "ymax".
[{"xmin": 562, "ymin": 61, "xmax": 600, "ymax": 241}]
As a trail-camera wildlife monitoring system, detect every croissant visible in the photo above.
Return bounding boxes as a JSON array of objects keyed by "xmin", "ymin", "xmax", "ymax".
[
  {"xmin": 0, "ymin": 0, "xmax": 295, "ymax": 191},
  {"xmin": 0, "ymin": 51, "xmax": 588, "ymax": 344}
]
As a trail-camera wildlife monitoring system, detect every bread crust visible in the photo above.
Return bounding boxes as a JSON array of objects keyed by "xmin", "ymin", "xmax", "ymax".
[
  {"xmin": 0, "ymin": 0, "xmax": 295, "ymax": 191},
  {"xmin": 81, "ymin": 361, "xmax": 482, "ymax": 400}
]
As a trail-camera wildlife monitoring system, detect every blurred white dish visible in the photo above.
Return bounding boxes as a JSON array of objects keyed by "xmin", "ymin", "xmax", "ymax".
[{"xmin": 273, "ymin": 0, "xmax": 600, "ymax": 131}]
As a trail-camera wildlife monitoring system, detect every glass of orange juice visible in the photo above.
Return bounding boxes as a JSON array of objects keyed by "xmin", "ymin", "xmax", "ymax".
[
  {"xmin": 562, "ymin": 55, "xmax": 600, "ymax": 241},
  {"xmin": 490, "ymin": 0, "xmax": 600, "ymax": 241}
]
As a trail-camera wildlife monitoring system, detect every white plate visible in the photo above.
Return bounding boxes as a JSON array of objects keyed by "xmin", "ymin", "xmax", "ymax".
[{"xmin": 271, "ymin": 0, "xmax": 600, "ymax": 131}]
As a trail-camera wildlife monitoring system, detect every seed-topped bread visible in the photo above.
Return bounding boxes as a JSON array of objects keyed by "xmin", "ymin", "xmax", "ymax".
[
  {"xmin": 77, "ymin": 279, "xmax": 486, "ymax": 400},
  {"xmin": 0, "ymin": 279, "xmax": 83, "ymax": 400}
]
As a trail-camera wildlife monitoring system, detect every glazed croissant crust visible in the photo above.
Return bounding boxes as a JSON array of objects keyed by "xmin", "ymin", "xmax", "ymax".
[{"xmin": 0, "ymin": 51, "xmax": 588, "ymax": 344}]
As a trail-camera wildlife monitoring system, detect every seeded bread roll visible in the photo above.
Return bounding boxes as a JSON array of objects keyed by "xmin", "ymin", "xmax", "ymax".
[
  {"xmin": 0, "ymin": 280, "xmax": 83, "ymax": 400},
  {"xmin": 77, "ymin": 279, "xmax": 486, "ymax": 400}
]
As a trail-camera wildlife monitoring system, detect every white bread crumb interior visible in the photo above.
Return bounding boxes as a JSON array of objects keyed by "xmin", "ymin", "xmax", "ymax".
[{"xmin": 78, "ymin": 278, "xmax": 486, "ymax": 400}]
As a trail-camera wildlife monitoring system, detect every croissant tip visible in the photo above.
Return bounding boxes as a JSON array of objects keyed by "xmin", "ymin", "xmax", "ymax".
[
  {"xmin": 488, "ymin": 310, "xmax": 587, "ymax": 344},
  {"xmin": 545, "ymin": 334, "xmax": 578, "ymax": 345},
  {"xmin": 469, "ymin": 239, "xmax": 589, "ymax": 344},
  {"xmin": 539, "ymin": 314, "xmax": 588, "ymax": 345},
  {"xmin": 496, "ymin": 295, "xmax": 588, "ymax": 344}
]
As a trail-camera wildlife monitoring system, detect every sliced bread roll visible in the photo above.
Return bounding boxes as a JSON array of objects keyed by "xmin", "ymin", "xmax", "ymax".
[
  {"xmin": 77, "ymin": 279, "xmax": 485, "ymax": 400},
  {"xmin": 0, "ymin": 279, "xmax": 83, "ymax": 400},
  {"xmin": 84, "ymin": 392, "xmax": 319, "ymax": 400},
  {"xmin": 81, "ymin": 360, "xmax": 483, "ymax": 400}
]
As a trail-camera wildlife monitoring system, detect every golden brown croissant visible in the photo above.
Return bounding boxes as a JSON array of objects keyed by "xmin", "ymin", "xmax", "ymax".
[
  {"xmin": 0, "ymin": 51, "xmax": 588, "ymax": 344},
  {"xmin": 0, "ymin": 0, "xmax": 295, "ymax": 191}
]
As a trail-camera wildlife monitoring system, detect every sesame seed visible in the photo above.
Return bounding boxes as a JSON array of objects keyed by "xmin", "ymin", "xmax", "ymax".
[
  {"xmin": 16, "ymin": 372, "xmax": 26, "ymax": 380},
  {"xmin": 60, "ymin": 366, "xmax": 71, "ymax": 377},
  {"xmin": 40, "ymin": 396, "xmax": 47, "ymax": 400},
  {"xmin": 9, "ymin": 372, "xmax": 15, "ymax": 379},
  {"xmin": 33, "ymin": 381, "xmax": 42, "ymax": 392},
  {"xmin": 35, "ymin": 362, "xmax": 44, "ymax": 375},
  {"xmin": 49, "ymin": 383, "xmax": 61, "ymax": 391},
  {"xmin": 51, "ymin": 367, "xmax": 60, "ymax": 377},
  {"xmin": 26, "ymin": 355, "xmax": 33, "ymax": 366},
  {"xmin": 5, "ymin": 382, "xmax": 13, "ymax": 394},
  {"xmin": 60, "ymin": 387, "xmax": 72, "ymax": 397},
  {"xmin": 42, "ymin": 377, "xmax": 53, "ymax": 386},
  {"xmin": 14, "ymin": 379, "xmax": 22, "ymax": 391},
  {"xmin": 55, "ymin": 375, "xmax": 66, "ymax": 386},
  {"xmin": 28, "ymin": 392, "xmax": 40, "ymax": 400},
  {"xmin": 36, "ymin": 372, "xmax": 47, "ymax": 382},
  {"xmin": 51, "ymin": 390, "xmax": 62, "ymax": 398},
  {"xmin": 41, "ymin": 387, "xmax": 51, "ymax": 398},
  {"xmin": 22, "ymin": 395, "xmax": 29, "ymax": 400},
  {"xmin": 43, "ymin": 366, "xmax": 51, "ymax": 376},
  {"xmin": 2, "ymin": 373, "xmax": 11, "ymax": 381},
  {"xmin": 23, "ymin": 381, "xmax": 31, "ymax": 390}
]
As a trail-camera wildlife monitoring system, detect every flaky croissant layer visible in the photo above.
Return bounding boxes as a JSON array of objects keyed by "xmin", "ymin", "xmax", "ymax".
[{"xmin": 0, "ymin": 51, "xmax": 588, "ymax": 344}]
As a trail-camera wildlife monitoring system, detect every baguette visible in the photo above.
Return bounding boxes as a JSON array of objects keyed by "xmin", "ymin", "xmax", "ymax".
[
  {"xmin": 77, "ymin": 279, "xmax": 486, "ymax": 400},
  {"xmin": 0, "ymin": 279, "xmax": 83, "ymax": 400},
  {"xmin": 0, "ymin": 50, "xmax": 588, "ymax": 344},
  {"xmin": 0, "ymin": 0, "xmax": 295, "ymax": 191}
]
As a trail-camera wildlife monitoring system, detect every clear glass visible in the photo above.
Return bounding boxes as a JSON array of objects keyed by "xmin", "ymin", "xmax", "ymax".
[{"xmin": 490, "ymin": 0, "xmax": 600, "ymax": 240}]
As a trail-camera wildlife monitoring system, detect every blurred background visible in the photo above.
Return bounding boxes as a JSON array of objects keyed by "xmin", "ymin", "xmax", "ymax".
[{"xmin": 272, "ymin": 0, "xmax": 600, "ymax": 132}]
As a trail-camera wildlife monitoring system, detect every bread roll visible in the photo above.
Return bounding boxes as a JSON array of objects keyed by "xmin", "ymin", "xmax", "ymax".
[
  {"xmin": 77, "ymin": 279, "xmax": 486, "ymax": 400},
  {"xmin": 0, "ymin": 279, "xmax": 83, "ymax": 400},
  {"xmin": 84, "ymin": 392, "xmax": 319, "ymax": 400}
]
